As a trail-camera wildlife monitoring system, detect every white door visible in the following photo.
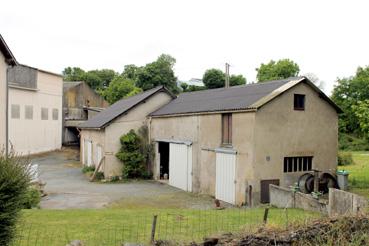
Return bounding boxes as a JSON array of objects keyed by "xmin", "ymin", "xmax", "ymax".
[
  {"xmin": 216, "ymin": 152, "xmax": 236, "ymax": 204},
  {"xmin": 86, "ymin": 140, "xmax": 92, "ymax": 167},
  {"xmin": 96, "ymin": 146, "xmax": 103, "ymax": 171},
  {"xmin": 169, "ymin": 143, "xmax": 192, "ymax": 192}
]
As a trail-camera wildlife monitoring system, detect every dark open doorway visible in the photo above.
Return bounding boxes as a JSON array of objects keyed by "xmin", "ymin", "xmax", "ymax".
[{"xmin": 158, "ymin": 142, "xmax": 169, "ymax": 179}]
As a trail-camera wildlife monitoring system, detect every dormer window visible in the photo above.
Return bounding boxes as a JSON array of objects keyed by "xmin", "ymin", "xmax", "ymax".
[{"xmin": 294, "ymin": 94, "xmax": 305, "ymax": 110}]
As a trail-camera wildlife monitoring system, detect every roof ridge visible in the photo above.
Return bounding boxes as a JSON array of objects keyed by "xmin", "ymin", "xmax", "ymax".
[{"xmin": 179, "ymin": 77, "xmax": 305, "ymax": 96}]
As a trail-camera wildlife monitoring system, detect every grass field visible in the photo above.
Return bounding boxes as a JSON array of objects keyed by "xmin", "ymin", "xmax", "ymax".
[
  {"xmin": 13, "ymin": 208, "xmax": 320, "ymax": 246},
  {"xmin": 13, "ymin": 151, "xmax": 369, "ymax": 246},
  {"xmin": 338, "ymin": 151, "xmax": 369, "ymax": 198}
]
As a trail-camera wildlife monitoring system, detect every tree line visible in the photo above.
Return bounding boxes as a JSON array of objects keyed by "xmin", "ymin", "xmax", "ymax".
[{"xmin": 63, "ymin": 56, "xmax": 369, "ymax": 146}]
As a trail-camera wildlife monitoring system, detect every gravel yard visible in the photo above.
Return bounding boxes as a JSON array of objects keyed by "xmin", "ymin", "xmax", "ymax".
[{"xmin": 33, "ymin": 148, "xmax": 215, "ymax": 209}]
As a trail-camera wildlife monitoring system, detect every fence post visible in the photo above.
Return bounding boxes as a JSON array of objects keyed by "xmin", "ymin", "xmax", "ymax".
[
  {"xmin": 263, "ymin": 208, "xmax": 269, "ymax": 225},
  {"xmin": 151, "ymin": 215, "xmax": 158, "ymax": 244}
]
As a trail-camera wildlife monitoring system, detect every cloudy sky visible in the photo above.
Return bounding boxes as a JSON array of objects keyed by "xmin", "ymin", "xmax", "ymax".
[{"xmin": 1, "ymin": 0, "xmax": 369, "ymax": 94}]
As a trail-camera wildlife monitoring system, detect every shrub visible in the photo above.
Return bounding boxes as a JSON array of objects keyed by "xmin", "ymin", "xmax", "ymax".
[
  {"xmin": 0, "ymin": 151, "xmax": 31, "ymax": 246},
  {"xmin": 339, "ymin": 133, "xmax": 369, "ymax": 151},
  {"xmin": 337, "ymin": 152, "xmax": 354, "ymax": 166},
  {"xmin": 22, "ymin": 187, "xmax": 41, "ymax": 209},
  {"xmin": 95, "ymin": 171, "xmax": 104, "ymax": 181},
  {"xmin": 82, "ymin": 166, "xmax": 95, "ymax": 173},
  {"xmin": 116, "ymin": 130, "xmax": 147, "ymax": 179}
]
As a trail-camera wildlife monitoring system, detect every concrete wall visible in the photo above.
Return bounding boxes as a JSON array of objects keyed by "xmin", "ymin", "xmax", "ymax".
[
  {"xmin": 8, "ymin": 70, "xmax": 63, "ymax": 154},
  {"xmin": 270, "ymin": 185, "xmax": 328, "ymax": 214},
  {"xmin": 0, "ymin": 52, "xmax": 7, "ymax": 149},
  {"xmin": 7, "ymin": 65, "xmax": 38, "ymax": 89},
  {"xmin": 252, "ymin": 82, "xmax": 338, "ymax": 204},
  {"xmin": 80, "ymin": 91, "xmax": 173, "ymax": 178},
  {"xmin": 80, "ymin": 129, "xmax": 105, "ymax": 169},
  {"xmin": 328, "ymin": 188, "xmax": 368, "ymax": 217}
]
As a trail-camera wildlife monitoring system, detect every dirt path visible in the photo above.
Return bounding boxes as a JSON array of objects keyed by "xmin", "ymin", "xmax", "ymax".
[{"xmin": 32, "ymin": 148, "xmax": 215, "ymax": 209}]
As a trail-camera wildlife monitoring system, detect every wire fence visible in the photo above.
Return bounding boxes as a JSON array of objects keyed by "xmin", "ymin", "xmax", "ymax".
[{"xmin": 12, "ymin": 207, "xmax": 321, "ymax": 246}]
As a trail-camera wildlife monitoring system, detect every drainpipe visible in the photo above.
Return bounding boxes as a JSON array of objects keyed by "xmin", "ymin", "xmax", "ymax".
[{"xmin": 5, "ymin": 67, "xmax": 9, "ymax": 157}]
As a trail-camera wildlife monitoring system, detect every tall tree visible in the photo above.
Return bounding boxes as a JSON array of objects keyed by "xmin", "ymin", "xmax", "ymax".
[
  {"xmin": 62, "ymin": 67, "xmax": 86, "ymax": 81},
  {"xmin": 202, "ymin": 69, "xmax": 225, "ymax": 89},
  {"xmin": 256, "ymin": 59, "xmax": 300, "ymax": 82},
  {"xmin": 62, "ymin": 67, "xmax": 117, "ymax": 90},
  {"xmin": 88, "ymin": 69, "xmax": 117, "ymax": 88},
  {"xmin": 331, "ymin": 66, "xmax": 369, "ymax": 136},
  {"xmin": 202, "ymin": 69, "xmax": 246, "ymax": 89},
  {"xmin": 102, "ymin": 76, "xmax": 142, "ymax": 104},
  {"xmin": 352, "ymin": 100, "xmax": 369, "ymax": 139},
  {"xmin": 304, "ymin": 73, "xmax": 325, "ymax": 90},
  {"xmin": 136, "ymin": 54, "xmax": 178, "ymax": 93},
  {"xmin": 230, "ymin": 74, "xmax": 247, "ymax": 86},
  {"xmin": 122, "ymin": 64, "xmax": 141, "ymax": 81}
]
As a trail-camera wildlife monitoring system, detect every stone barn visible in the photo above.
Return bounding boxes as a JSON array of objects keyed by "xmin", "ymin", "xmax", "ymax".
[
  {"xmin": 79, "ymin": 86, "xmax": 174, "ymax": 177},
  {"xmin": 149, "ymin": 77, "xmax": 342, "ymax": 206}
]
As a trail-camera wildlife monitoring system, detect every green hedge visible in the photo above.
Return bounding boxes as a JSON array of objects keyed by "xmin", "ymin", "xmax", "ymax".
[
  {"xmin": 337, "ymin": 152, "xmax": 354, "ymax": 166},
  {"xmin": 0, "ymin": 152, "xmax": 31, "ymax": 246},
  {"xmin": 339, "ymin": 133, "xmax": 369, "ymax": 151}
]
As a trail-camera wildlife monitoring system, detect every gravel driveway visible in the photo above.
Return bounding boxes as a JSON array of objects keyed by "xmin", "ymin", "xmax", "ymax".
[{"xmin": 33, "ymin": 148, "xmax": 215, "ymax": 209}]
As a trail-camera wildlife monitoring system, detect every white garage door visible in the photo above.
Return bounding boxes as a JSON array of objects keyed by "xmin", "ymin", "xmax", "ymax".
[
  {"xmin": 169, "ymin": 143, "xmax": 192, "ymax": 192},
  {"xmin": 216, "ymin": 152, "xmax": 236, "ymax": 204}
]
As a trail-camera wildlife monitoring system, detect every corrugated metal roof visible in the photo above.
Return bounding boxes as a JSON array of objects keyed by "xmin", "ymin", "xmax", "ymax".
[
  {"xmin": 79, "ymin": 86, "xmax": 174, "ymax": 129},
  {"xmin": 151, "ymin": 77, "xmax": 301, "ymax": 116}
]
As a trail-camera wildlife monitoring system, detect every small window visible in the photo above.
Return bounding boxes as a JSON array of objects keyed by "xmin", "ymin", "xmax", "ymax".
[
  {"xmin": 222, "ymin": 113, "xmax": 232, "ymax": 145},
  {"xmin": 294, "ymin": 94, "xmax": 305, "ymax": 110},
  {"xmin": 283, "ymin": 156, "xmax": 313, "ymax": 173},
  {"xmin": 41, "ymin": 108, "xmax": 48, "ymax": 120},
  {"xmin": 11, "ymin": 104, "xmax": 20, "ymax": 119},
  {"xmin": 25, "ymin": 105, "xmax": 33, "ymax": 120},
  {"xmin": 52, "ymin": 108, "xmax": 59, "ymax": 120}
]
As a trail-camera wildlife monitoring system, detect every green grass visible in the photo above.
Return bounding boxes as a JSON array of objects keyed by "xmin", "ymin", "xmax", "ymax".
[
  {"xmin": 338, "ymin": 151, "xmax": 369, "ymax": 198},
  {"xmin": 13, "ymin": 208, "xmax": 320, "ymax": 246}
]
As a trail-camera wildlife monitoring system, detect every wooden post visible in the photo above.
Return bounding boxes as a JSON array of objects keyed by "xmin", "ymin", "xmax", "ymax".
[
  {"xmin": 263, "ymin": 208, "xmax": 269, "ymax": 224},
  {"xmin": 90, "ymin": 156, "xmax": 104, "ymax": 182},
  {"xmin": 150, "ymin": 215, "xmax": 158, "ymax": 244}
]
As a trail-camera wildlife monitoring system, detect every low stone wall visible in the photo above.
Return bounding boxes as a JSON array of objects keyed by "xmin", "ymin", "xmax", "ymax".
[
  {"xmin": 328, "ymin": 188, "xmax": 368, "ymax": 217},
  {"xmin": 270, "ymin": 185, "xmax": 368, "ymax": 216},
  {"xmin": 270, "ymin": 185, "xmax": 327, "ymax": 214}
]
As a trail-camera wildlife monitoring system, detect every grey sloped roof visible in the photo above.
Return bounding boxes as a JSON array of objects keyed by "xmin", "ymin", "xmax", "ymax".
[
  {"xmin": 79, "ymin": 86, "xmax": 174, "ymax": 129},
  {"xmin": 151, "ymin": 77, "xmax": 342, "ymax": 116}
]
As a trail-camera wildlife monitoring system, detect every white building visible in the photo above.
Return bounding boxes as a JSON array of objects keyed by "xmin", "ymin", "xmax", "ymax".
[
  {"xmin": 1, "ymin": 34, "xmax": 63, "ymax": 155},
  {"xmin": 8, "ymin": 64, "xmax": 63, "ymax": 154},
  {"xmin": 0, "ymin": 35, "xmax": 17, "ymax": 152}
]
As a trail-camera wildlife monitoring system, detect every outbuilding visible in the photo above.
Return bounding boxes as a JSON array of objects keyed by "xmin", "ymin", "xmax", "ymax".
[
  {"xmin": 7, "ymin": 64, "xmax": 63, "ymax": 154},
  {"xmin": 63, "ymin": 81, "xmax": 109, "ymax": 145},
  {"xmin": 78, "ymin": 86, "xmax": 174, "ymax": 177},
  {"xmin": 149, "ymin": 77, "xmax": 342, "ymax": 205}
]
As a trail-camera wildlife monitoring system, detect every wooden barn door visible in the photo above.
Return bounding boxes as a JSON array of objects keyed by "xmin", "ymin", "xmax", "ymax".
[{"xmin": 260, "ymin": 179, "xmax": 280, "ymax": 203}]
